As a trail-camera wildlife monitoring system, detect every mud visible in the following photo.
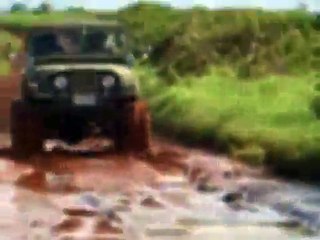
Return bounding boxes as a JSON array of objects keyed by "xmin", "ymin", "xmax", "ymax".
[
  {"xmin": 63, "ymin": 208, "xmax": 98, "ymax": 217},
  {"xmin": 94, "ymin": 217, "xmax": 123, "ymax": 234},
  {"xmin": 140, "ymin": 196, "xmax": 164, "ymax": 208},
  {"xmin": 52, "ymin": 217, "xmax": 83, "ymax": 234},
  {"xmin": 0, "ymin": 74, "xmax": 21, "ymax": 132},
  {"xmin": 0, "ymin": 134, "xmax": 274, "ymax": 240}
]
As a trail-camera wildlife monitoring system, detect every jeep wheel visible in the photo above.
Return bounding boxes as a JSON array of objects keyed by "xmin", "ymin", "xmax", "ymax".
[
  {"xmin": 114, "ymin": 101, "xmax": 151, "ymax": 152},
  {"xmin": 10, "ymin": 100, "xmax": 44, "ymax": 159}
]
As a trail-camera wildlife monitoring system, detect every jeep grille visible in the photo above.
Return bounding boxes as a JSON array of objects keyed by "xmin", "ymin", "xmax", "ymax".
[{"xmin": 70, "ymin": 71, "xmax": 97, "ymax": 94}]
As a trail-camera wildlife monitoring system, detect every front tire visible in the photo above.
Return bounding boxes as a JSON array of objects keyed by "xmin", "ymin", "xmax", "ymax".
[
  {"xmin": 10, "ymin": 100, "xmax": 44, "ymax": 159},
  {"xmin": 114, "ymin": 101, "xmax": 151, "ymax": 152}
]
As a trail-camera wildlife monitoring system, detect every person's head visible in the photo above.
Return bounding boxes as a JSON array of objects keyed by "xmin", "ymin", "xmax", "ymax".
[
  {"xmin": 57, "ymin": 30, "xmax": 80, "ymax": 54},
  {"xmin": 87, "ymin": 31, "xmax": 106, "ymax": 50}
]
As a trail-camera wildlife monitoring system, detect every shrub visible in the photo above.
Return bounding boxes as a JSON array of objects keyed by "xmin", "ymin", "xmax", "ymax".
[
  {"xmin": 116, "ymin": 4, "xmax": 316, "ymax": 79},
  {"xmin": 310, "ymin": 94, "xmax": 320, "ymax": 118},
  {"xmin": 10, "ymin": 2, "xmax": 28, "ymax": 13}
]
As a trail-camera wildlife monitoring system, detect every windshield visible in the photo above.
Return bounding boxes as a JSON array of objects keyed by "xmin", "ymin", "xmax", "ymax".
[{"xmin": 29, "ymin": 27, "xmax": 127, "ymax": 57}]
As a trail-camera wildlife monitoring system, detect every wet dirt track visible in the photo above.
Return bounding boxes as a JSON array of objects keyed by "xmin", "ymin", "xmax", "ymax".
[
  {"xmin": 0, "ymin": 137, "xmax": 286, "ymax": 240},
  {"xmin": 1, "ymin": 75, "xmax": 320, "ymax": 239}
]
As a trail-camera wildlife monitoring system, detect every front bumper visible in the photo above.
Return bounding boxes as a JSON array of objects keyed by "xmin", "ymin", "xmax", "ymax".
[
  {"xmin": 25, "ymin": 99, "xmax": 135, "ymax": 125},
  {"xmin": 24, "ymin": 80, "xmax": 137, "ymax": 119}
]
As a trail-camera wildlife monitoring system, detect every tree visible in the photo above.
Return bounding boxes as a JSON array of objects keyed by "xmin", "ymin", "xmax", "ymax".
[
  {"xmin": 66, "ymin": 6, "xmax": 86, "ymax": 13},
  {"xmin": 297, "ymin": 1, "xmax": 308, "ymax": 11},
  {"xmin": 34, "ymin": 1, "xmax": 53, "ymax": 13},
  {"xmin": 313, "ymin": 14, "xmax": 320, "ymax": 30},
  {"xmin": 10, "ymin": 2, "xmax": 28, "ymax": 13}
]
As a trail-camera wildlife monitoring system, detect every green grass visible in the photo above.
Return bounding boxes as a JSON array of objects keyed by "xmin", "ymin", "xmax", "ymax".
[
  {"xmin": 0, "ymin": 60, "xmax": 10, "ymax": 75},
  {"xmin": 0, "ymin": 30, "xmax": 21, "ymax": 50},
  {"xmin": 0, "ymin": 30, "xmax": 21, "ymax": 75},
  {"xmin": 0, "ymin": 12, "xmax": 98, "ymax": 28},
  {"xmin": 137, "ymin": 66, "xmax": 320, "ymax": 180}
]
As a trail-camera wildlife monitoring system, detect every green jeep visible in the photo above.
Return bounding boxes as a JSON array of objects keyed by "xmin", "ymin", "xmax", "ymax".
[{"xmin": 10, "ymin": 21, "xmax": 151, "ymax": 158}]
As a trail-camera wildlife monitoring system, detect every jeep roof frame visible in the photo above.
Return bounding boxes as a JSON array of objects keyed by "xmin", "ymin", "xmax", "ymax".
[{"xmin": 24, "ymin": 20, "xmax": 132, "ymax": 52}]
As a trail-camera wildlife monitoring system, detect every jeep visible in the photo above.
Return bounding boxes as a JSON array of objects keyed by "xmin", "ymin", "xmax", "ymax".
[{"xmin": 10, "ymin": 21, "xmax": 151, "ymax": 158}]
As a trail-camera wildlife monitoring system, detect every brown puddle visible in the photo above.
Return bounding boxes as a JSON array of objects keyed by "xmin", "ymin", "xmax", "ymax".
[
  {"xmin": 52, "ymin": 217, "xmax": 83, "ymax": 234},
  {"xmin": 94, "ymin": 217, "xmax": 123, "ymax": 234},
  {"xmin": 63, "ymin": 207, "xmax": 98, "ymax": 217},
  {"xmin": 14, "ymin": 169, "xmax": 47, "ymax": 192},
  {"xmin": 141, "ymin": 196, "xmax": 164, "ymax": 208}
]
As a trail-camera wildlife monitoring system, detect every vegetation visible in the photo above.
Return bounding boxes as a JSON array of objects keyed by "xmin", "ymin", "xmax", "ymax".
[
  {"xmin": 105, "ymin": 4, "xmax": 314, "ymax": 81},
  {"xmin": 136, "ymin": 66, "xmax": 320, "ymax": 180},
  {"xmin": 10, "ymin": 2, "xmax": 28, "ymax": 13},
  {"xmin": 0, "ymin": 11, "xmax": 97, "ymax": 28},
  {"xmin": 1, "ymin": 3, "xmax": 320, "ymax": 180},
  {"xmin": 0, "ymin": 30, "xmax": 21, "ymax": 75},
  {"xmin": 34, "ymin": 2, "xmax": 53, "ymax": 13}
]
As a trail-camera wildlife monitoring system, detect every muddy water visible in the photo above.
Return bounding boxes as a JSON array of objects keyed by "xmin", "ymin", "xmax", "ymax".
[{"xmin": 0, "ymin": 137, "xmax": 320, "ymax": 239}]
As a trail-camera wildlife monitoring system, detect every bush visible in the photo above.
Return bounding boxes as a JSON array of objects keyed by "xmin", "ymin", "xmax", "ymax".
[
  {"xmin": 33, "ymin": 1, "xmax": 53, "ymax": 14},
  {"xmin": 314, "ymin": 82, "xmax": 320, "ymax": 92},
  {"xmin": 116, "ymin": 4, "xmax": 316, "ymax": 79},
  {"xmin": 310, "ymin": 94, "xmax": 320, "ymax": 118},
  {"xmin": 10, "ymin": 2, "xmax": 28, "ymax": 13},
  {"xmin": 66, "ymin": 7, "xmax": 86, "ymax": 13}
]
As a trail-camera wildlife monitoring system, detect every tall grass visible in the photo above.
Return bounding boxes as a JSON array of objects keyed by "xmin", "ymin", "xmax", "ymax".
[
  {"xmin": 0, "ymin": 60, "xmax": 10, "ymax": 76},
  {"xmin": 0, "ymin": 12, "xmax": 97, "ymax": 28},
  {"xmin": 137, "ymin": 65, "xmax": 320, "ymax": 179},
  {"xmin": 102, "ymin": 4, "xmax": 316, "ymax": 79},
  {"xmin": 0, "ymin": 31, "xmax": 21, "ymax": 75}
]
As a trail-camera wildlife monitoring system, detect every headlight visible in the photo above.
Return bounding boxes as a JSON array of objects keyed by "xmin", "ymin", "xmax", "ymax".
[
  {"xmin": 53, "ymin": 75, "xmax": 68, "ymax": 89},
  {"xmin": 101, "ymin": 75, "xmax": 115, "ymax": 88}
]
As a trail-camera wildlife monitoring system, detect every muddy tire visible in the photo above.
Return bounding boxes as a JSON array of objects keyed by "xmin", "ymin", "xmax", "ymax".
[
  {"xmin": 10, "ymin": 100, "xmax": 44, "ymax": 159},
  {"xmin": 114, "ymin": 101, "xmax": 151, "ymax": 152}
]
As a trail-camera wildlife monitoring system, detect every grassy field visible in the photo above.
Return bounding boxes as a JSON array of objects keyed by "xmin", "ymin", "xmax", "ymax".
[
  {"xmin": 136, "ymin": 66, "xmax": 320, "ymax": 180},
  {"xmin": 1, "ymin": 5, "xmax": 320, "ymax": 179},
  {"xmin": 0, "ymin": 12, "xmax": 97, "ymax": 27}
]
